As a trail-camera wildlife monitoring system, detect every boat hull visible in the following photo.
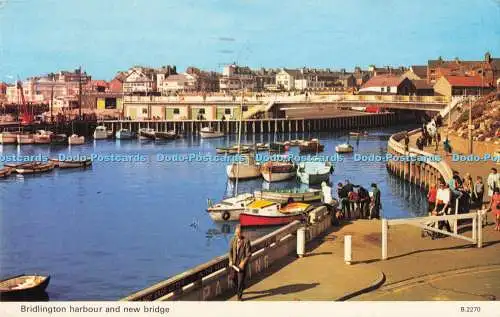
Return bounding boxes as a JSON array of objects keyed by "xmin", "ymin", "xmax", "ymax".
[
  {"xmin": 0, "ymin": 133, "xmax": 17, "ymax": 144},
  {"xmin": 34, "ymin": 135, "xmax": 51, "ymax": 144},
  {"xmin": 297, "ymin": 172, "xmax": 331, "ymax": 185},
  {"xmin": 116, "ymin": 131, "xmax": 135, "ymax": 139},
  {"xmin": 51, "ymin": 159, "xmax": 92, "ymax": 169},
  {"xmin": 239, "ymin": 213, "xmax": 304, "ymax": 227},
  {"xmin": 16, "ymin": 162, "xmax": 54, "ymax": 175},
  {"xmin": 0, "ymin": 167, "xmax": 12, "ymax": 178},
  {"xmin": 93, "ymin": 131, "xmax": 108, "ymax": 139},
  {"xmin": 17, "ymin": 135, "xmax": 35, "ymax": 145},
  {"xmin": 0, "ymin": 275, "xmax": 50, "ymax": 300},
  {"xmin": 200, "ymin": 131, "xmax": 225, "ymax": 138},
  {"xmin": 207, "ymin": 208, "xmax": 245, "ymax": 221},
  {"xmin": 226, "ymin": 164, "xmax": 261, "ymax": 180},
  {"xmin": 262, "ymin": 171, "xmax": 296, "ymax": 182},
  {"xmin": 253, "ymin": 190, "xmax": 322, "ymax": 203},
  {"xmin": 335, "ymin": 145, "xmax": 353, "ymax": 153},
  {"xmin": 68, "ymin": 137, "xmax": 85, "ymax": 145}
]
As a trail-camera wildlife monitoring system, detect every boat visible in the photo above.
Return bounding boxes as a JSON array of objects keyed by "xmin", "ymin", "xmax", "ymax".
[
  {"xmin": 34, "ymin": 130, "xmax": 53, "ymax": 144},
  {"xmin": 269, "ymin": 142, "xmax": 288, "ymax": 152},
  {"xmin": 206, "ymin": 193, "xmax": 255, "ymax": 221},
  {"xmin": 299, "ymin": 139, "xmax": 324, "ymax": 153},
  {"xmin": 50, "ymin": 158, "xmax": 92, "ymax": 169},
  {"xmin": 0, "ymin": 274, "xmax": 50, "ymax": 300},
  {"xmin": 261, "ymin": 160, "xmax": 297, "ymax": 182},
  {"xmin": 115, "ymin": 129, "xmax": 136, "ymax": 140},
  {"xmin": 155, "ymin": 130, "xmax": 179, "ymax": 140},
  {"xmin": 239, "ymin": 200, "xmax": 312, "ymax": 227},
  {"xmin": 68, "ymin": 134, "xmax": 85, "ymax": 145},
  {"xmin": 217, "ymin": 145, "xmax": 252, "ymax": 155},
  {"xmin": 0, "ymin": 132, "xmax": 18, "ymax": 145},
  {"xmin": 226, "ymin": 154, "xmax": 261, "ymax": 180},
  {"xmin": 17, "ymin": 133, "xmax": 35, "ymax": 145},
  {"xmin": 335, "ymin": 143, "xmax": 354, "ymax": 153},
  {"xmin": 200, "ymin": 127, "xmax": 224, "ymax": 138},
  {"xmin": 51, "ymin": 134, "xmax": 68, "ymax": 145},
  {"xmin": 15, "ymin": 162, "xmax": 55, "ymax": 175},
  {"xmin": 93, "ymin": 125, "xmax": 108, "ymax": 139},
  {"xmin": 0, "ymin": 167, "xmax": 12, "ymax": 178},
  {"xmin": 254, "ymin": 143, "xmax": 269, "ymax": 151},
  {"xmin": 349, "ymin": 131, "xmax": 369, "ymax": 137},
  {"xmin": 138, "ymin": 128, "xmax": 156, "ymax": 140},
  {"xmin": 253, "ymin": 188, "xmax": 322, "ymax": 203},
  {"xmin": 296, "ymin": 161, "xmax": 334, "ymax": 185},
  {"xmin": 289, "ymin": 139, "xmax": 303, "ymax": 146}
]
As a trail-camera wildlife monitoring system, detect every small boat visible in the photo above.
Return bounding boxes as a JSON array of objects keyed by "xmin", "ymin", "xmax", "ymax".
[
  {"xmin": 269, "ymin": 142, "xmax": 288, "ymax": 152},
  {"xmin": 155, "ymin": 131, "xmax": 179, "ymax": 140},
  {"xmin": 0, "ymin": 167, "xmax": 12, "ymax": 178},
  {"xmin": 296, "ymin": 161, "xmax": 334, "ymax": 185},
  {"xmin": 15, "ymin": 162, "xmax": 54, "ymax": 175},
  {"xmin": 239, "ymin": 200, "xmax": 312, "ymax": 227},
  {"xmin": 299, "ymin": 139, "xmax": 324, "ymax": 153},
  {"xmin": 93, "ymin": 125, "xmax": 108, "ymax": 139},
  {"xmin": 68, "ymin": 134, "xmax": 85, "ymax": 145},
  {"xmin": 349, "ymin": 131, "xmax": 369, "ymax": 137},
  {"xmin": 50, "ymin": 158, "xmax": 92, "ymax": 169},
  {"xmin": 289, "ymin": 139, "xmax": 303, "ymax": 146},
  {"xmin": 254, "ymin": 143, "xmax": 269, "ymax": 151},
  {"xmin": 226, "ymin": 154, "xmax": 261, "ymax": 180},
  {"xmin": 261, "ymin": 160, "xmax": 297, "ymax": 183},
  {"xmin": 216, "ymin": 145, "xmax": 252, "ymax": 155},
  {"xmin": 0, "ymin": 274, "xmax": 50, "ymax": 300},
  {"xmin": 335, "ymin": 143, "xmax": 354, "ymax": 153},
  {"xmin": 207, "ymin": 193, "xmax": 255, "ymax": 222},
  {"xmin": 0, "ymin": 132, "xmax": 18, "ymax": 145},
  {"xmin": 34, "ymin": 130, "xmax": 53, "ymax": 144},
  {"xmin": 200, "ymin": 127, "xmax": 224, "ymax": 138},
  {"xmin": 115, "ymin": 129, "xmax": 136, "ymax": 140},
  {"xmin": 254, "ymin": 188, "xmax": 322, "ymax": 203},
  {"xmin": 17, "ymin": 133, "xmax": 35, "ymax": 145},
  {"xmin": 51, "ymin": 134, "xmax": 68, "ymax": 145},
  {"xmin": 138, "ymin": 128, "xmax": 156, "ymax": 140}
]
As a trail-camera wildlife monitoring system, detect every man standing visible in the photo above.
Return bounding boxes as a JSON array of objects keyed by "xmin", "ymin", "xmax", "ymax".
[
  {"xmin": 370, "ymin": 183, "xmax": 381, "ymax": 219},
  {"xmin": 228, "ymin": 225, "xmax": 251, "ymax": 301},
  {"xmin": 337, "ymin": 182, "xmax": 349, "ymax": 219},
  {"xmin": 321, "ymin": 181, "xmax": 338, "ymax": 225},
  {"xmin": 487, "ymin": 168, "xmax": 499, "ymax": 200}
]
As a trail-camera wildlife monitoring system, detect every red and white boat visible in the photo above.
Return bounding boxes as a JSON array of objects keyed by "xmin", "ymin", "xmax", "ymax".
[
  {"xmin": 239, "ymin": 200, "xmax": 312, "ymax": 227},
  {"xmin": 260, "ymin": 161, "xmax": 297, "ymax": 183},
  {"xmin": 206, "ymin": 193, "xmax": 255, "ymax": 222}
]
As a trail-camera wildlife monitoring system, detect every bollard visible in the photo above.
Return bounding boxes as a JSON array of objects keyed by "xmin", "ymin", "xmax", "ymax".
[
  {"xmin": 297, "ymin": 226, "xmax": 306, "ymax": 258},
  {"xmin": 344, "ymin": 235, "xmax": 352, "ymax": 265}
]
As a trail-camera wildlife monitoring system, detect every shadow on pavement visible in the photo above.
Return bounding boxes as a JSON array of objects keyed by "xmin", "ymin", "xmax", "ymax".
[{"xmin": 242, "ymin": 283, "xmax": 320, "ymax": 301}]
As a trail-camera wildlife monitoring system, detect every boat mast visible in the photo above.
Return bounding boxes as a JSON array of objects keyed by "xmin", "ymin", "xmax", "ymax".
[{"xmin": 234, "ymin": 80, "xmax": 244, "ymax": 196}]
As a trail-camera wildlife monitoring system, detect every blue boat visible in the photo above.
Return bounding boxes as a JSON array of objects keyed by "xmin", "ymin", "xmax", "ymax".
[
  {"xmin": 296, "ymin": 161, "xmax": 334, "ymax": 185},
  {"xmin": 115, "ymin": 129, "xmax": 136, "ymax": 140}
]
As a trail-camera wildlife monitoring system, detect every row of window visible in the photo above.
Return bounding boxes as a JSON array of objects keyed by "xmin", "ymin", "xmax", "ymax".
[{"xmin": 139, "ymin": 107, "xmax": 248, "ymax": 115}]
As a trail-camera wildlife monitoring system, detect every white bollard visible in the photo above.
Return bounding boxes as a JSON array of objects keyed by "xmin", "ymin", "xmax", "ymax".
[
  {"xmin": 344, "ymin": 235, "xmax": 352, "ymax": 265},
  {"xmin": 297, "ymin": 226, "xmax": 306, "ymax": 257}
]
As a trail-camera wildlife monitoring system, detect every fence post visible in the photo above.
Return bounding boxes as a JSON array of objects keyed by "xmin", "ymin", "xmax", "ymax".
[
  {"xmin": 344, "ymin": 235, "xmax": 352, "ymax": 265},
  {"xmin": 477, "ymin": 212, "xmax": 483, "ymax": 248},
  {"xmin": 296, "ymin": 226, "xmax": 306, "ymax": 258},
  {"xmin": 453, "ymin": 198, "xmax": 459, "ymax": 234},
  {"xmin": 472, "ymin": 213, "xmax": 477, "ymax": 242},
  {"xmin": 382, "ymin": 219, "xmax": 388, "ymax": 260}
]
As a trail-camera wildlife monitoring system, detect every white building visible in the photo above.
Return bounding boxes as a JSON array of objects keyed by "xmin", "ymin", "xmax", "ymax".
[
  {"xmin": 123, "ymin": 67, "xmax": 156, "ymax": 94},
  {"xmin": 157, "ymin": 73, "xmax": 198, "ymax": 93}
]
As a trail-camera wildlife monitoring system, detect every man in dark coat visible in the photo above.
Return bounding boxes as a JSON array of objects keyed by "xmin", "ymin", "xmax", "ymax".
[
  {"xmin": 370, "ymin": 183, "xmax": 381, "ymax": 219},
  {"xmin": 229, "ymin": 225, "xmax": 252, "ymax": 301}
]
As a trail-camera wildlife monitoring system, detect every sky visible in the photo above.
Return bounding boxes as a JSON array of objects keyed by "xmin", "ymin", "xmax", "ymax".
[{"xmin": 0, "ymin": 0, "xmax": 499, "ymax": 80}]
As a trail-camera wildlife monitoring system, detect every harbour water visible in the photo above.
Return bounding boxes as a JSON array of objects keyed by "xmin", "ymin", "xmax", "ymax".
[{"xmin": 0, "ymin": 124, "xmax": 428, "ymax": 300}]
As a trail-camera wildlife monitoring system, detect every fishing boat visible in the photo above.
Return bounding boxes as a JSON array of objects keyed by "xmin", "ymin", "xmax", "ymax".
[
  {"xmin": 0, "ymin": 132, "xmax": 18, "ymax": 145},
  {"xmin": 51, "ymin": 134, "xmax": 68, "ymax": 145},
  {"xmin": 93, "ymin": 125, "xmax": 108, "ymax": 139},
  {"xmin": 206, "ymin": 193, "xmax": 255, "ymax": 221},
  {"xmin": 68, "ymin": 134, "xmax": 85, "ymax": 145},
  {"xmin": 261, "ymin": 161, "xmax": 297, "ymax": 182},
  {"xmin": 0, "ymin": 274, "xmax": 50, "ymax": 300},
  {"xmin": 254, "ymin": 143, "xmax": 269, "ymax": 151},
  {"xmin": 296, "ymin": 161, "xmax": 334, "ymax": 185},
  {"xmin": 50, "ymin": 158, "xmax": 92, "ymax": 169},
  {"xmin": 200, "ymin": 127, "xmax": 224, "ymax": 138},
  {"xmin": 15, "ymin": 162, "xmax": 55, "ymax": 175},
  {"xmin": 349, "ymin": 131, "xmax": 369, "ymax": 137},
  {"xmin": 17, "ymin": 133, "xmax": 35, "ymax": 145},
  {"xmin": 34, "ymin": 130, "xmax": 52, "ymax": 144},
  {"xmin": 299, "ymin": 139, "xmax": 324, "ymax": 153},
  {"xmin": 335, "ymin": 143, "xmax": 354, "ymax": 153},
  {"xmin": 138, "ymin": 128, "xmax": 156, "ymax": 140},
  {"xmin": 155, "ymin": 130, "xmax": 179, "ymax": 140},
  {"xmin": 0, "ymin": 167, "xmax": 12, "ymax": 178},
  {"xmin": 226, "ymin": 154, "xmax": 261, "ymax": 180},
  {"xmin": 253, "ymin": 188, "xmax": 322, "ymax": 203},
  {"xmin": 115, "ymin": 129, "xmax": 136, "ymax": 140},
  {"xmin": 239, "ymin": 200, "xmax": 312, "ymax": 227}
]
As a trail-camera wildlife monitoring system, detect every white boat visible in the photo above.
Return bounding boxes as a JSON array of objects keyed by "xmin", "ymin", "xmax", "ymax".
[
  {"xmin": 34, "ymin": 130, "xmax": 52, "ymax": 144},
  {"xmin": 261, "ymin": 161, "xmax": 297, "ymax": 183},
  {"xmin": 226, "ymin": 154, "xmax": 261, "ymax": 180},
  {"xmin": 0, "ymin": 132, "xmax": 18, "ymax": 145},
  {"xmin": 296, "ymin": 161, "xmax": 333, "ymax": 185},
  {"xmin": 138, "ymin": 128, "xmax": 156, "ymax": 140},
  {"xmin": 93, "ymin": 126, "xmax": 108, "ymax": 139},
  {"xmin": 206, "ymin": 193, "xmax": 255, "ymax": 221},
  {"xmin": 335, "ymin": 143, "xmax": 354, "ymax": 153},
  {"xmin": 17, "ymin": 133, "xmax": 35, "ymax": 145},
  {"xmin": 200, "ymin": 127, "xmax": 224, "ymax": 138},
  {"xmin": 68, "ymin": 134, "xmax": 85, "ymax": 145},
  {"xmin": 115, "ymin": 129, "xmax": 136, "ymax": 140}
]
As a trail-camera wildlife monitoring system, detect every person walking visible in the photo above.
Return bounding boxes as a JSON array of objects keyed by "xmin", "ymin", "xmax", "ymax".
[
  {"xmin": 490, "ymin": 188, "xmax": 500, "ymax": 231},
  {"xmin": 472, "ymin": 176, "xmax": 485, "ymax": 209},
  {"xmin": 370, "ymin": 183, "xmax": 381, "ymax": 219},
  {"xmin": 427, "ymin": 183, "xmax": 437, "ymax": 214},
  {"xmin": 228, "ymin": 225, "xmax": 251, "ymax": 301},
  {"xmin": 487, "ymin": 168, "xmax": 500, "ymax": 200}
]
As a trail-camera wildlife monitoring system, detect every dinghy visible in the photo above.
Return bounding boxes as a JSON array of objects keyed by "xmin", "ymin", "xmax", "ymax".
[
  {"xmin": 68, "ymin": 134, "xmax": 85, "ymax": 145},
  {"xmin": 0, "ymin": 132, "xmax": 18, "ymax": 145},
  {"xmin": 226, "ymin": 154, "xmax": 261, "ymax": 180},
  {"xmin": 93, "ymin": 125, "xmax": 108, "ymax": 140},
  {"xmin": 50, "ymin": 158, "xmax": 92, "ymax": 169},
  {"xmin": 261, "ymin": 161, "xmax": 297, "ymax": 182},
  {"xmin": 138, "ymin": 128, "xmax": 156, "ymax": 140},
  {"xmin": 335, "ymin": 143, "xmax": 354, "ymax": 153},
  {"xmin": 115, "ymin": 129, "xmax": 136, "ymax": 140},
  {"xmin": 200, "ymin": 127, "xmax": 224, "ymax": 138},
  {"xmin": 155, "ymin": 131, "xmax": 179, "ymax": 140},
  {"xmin": 15, "ymin": 162, "xmax": 55, "ymax": 175},
  {"xmin": 0, "ymin": 167, "xmax": 12, "ymax": 178},
  {"xmin": 206, "ymin": 193, "xmax": 255, "ymax": 221},
  {"xmin": 0, "ymin": 274, "xmax": 50, "ymax": 300},
  {"xmin": 239, "ymin": 200, "xmax": 312, "ymax": 227},
  {"xmin": 51, "ymin": 134, "xmax": 68, "ymax": 145},
  {"xmin": 253, "ymin": 189, "xmax": 322, "ymax": 204},
  {"xmin": 299, "ymin": 139, "xmax": 324, "ymax": 153},
  {"xmin": 296, "ymin": 161, "xmax": 334, "ymax": 185},
  {"xmin": 17, "ymin": 133, "xmax": 35, "ymax": 145},
  {"xmin": 34, "ymin": 130, "xmax": 52, "ymax": 144}
]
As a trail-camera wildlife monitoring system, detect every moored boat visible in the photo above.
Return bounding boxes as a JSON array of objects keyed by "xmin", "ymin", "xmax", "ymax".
[
  {"xmin": 93, "ymin": 125, "xmax": 108, "ymax": 140},
  {"xmin": 0, "ymin": 274, "xmax": 50, "ymax": 300},
  {"xmin": 50, "ymin": 158, "xmax": 92, "ymax": 169},
  {"xmin": 253, "ymin": 188, "xmax": 322, "ymax": 204},
  {"xmin": 0, "ymin": 132, "xmax": 18, "ymax": 145},
  {"xmin": 15, "ymin": 162, "xmax": 55, "ymax": 175},
  {"xmin": 68, "ymin": 134, "xmax": 85, "ymax": 145},
  {"xmin": 34, "ymin": 130, "xmax": 53, "ymax": 144},
  {"xmin": 200, "ymin": 127, "xmax": 224, "ymax": 138},
  {"xmin": 138, "ymin": 128, "xmax": 156, "ymax": 140},
  {"xmin": 239, "ymin": 200, "xmax": 312, "ymax": 227},
  {"xmin": 299, "ymin": 138, "xmax": 324, "ymax": 153},
  {"xmin": 226, "ymin": 154, "xmax": 261, "ymax": 180},
  {"xmin": 335, "ymin": 143, "xmax": 354, "ymax": 153},
  {"xmin": 207, "ymin": 193, "xmax": 255, "ymax": 221},
  {"xmin": 17, "ymin": 133, "xmax": 35, "ymax": 145},
  {"xmin": 349, "ymin": 131, "xmax": 369, "ymax": 137},
  {"xmin": 0, "ymin": 167, "xmax": 12, "ymax": 178},
  {"xmin": 155, "ymin": 130, "xmax": 179, "ymax": 140},
  {"xmin": 269, "ymin": 142, "xmax": 288, "ymax": 152},
  {"xmin": 51, "ymin": 134, "xmax": 68, "ymax": 145},
  {"xmin": 296, "ymin": 161, "xmax": 333, "ymax": 185},
  {"xmin": 261, "ymin": 160, "xmax": 297, "ymax": 182},
  {"xmin": 115, "ymin": 129, "xmax": 136, "ymax": 140}
]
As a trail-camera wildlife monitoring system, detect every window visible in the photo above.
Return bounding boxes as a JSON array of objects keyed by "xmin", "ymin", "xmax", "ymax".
[
  {"xmin": 142, "ymin": 108, "xmax": 148, "ymax": 114},
  {"xmin": 198, "ymin": 108, "xmax": 205, "ymax": 114},
  {"xmin": 173, "ymin": 108, "xmax": 180, "ymax": 114},
  {"xmin": 242, "ymin": 106, "xmax": 248, "ymax": 112},
  {"xmin": 381, "ymin": 87, "xmax": 385, "ymax": 92},
  {"xmin": 386, "ymin": 86, "xmax": 390, "ymax": 93},
  {"xmin": 224, "ymin": 108, "xmax": 231, "ymax": 115}
]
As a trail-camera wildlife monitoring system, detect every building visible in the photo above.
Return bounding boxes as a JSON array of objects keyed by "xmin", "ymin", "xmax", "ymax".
[
  {"xmin": 0, "ymin": 82, "xmax": 7, "ymax": 104},
  {"xmin": 433, "ymin": 75, "xmax": 493, "ymax": 97},
  {"xmin": 403, "ymin": 65, "xmax": 428, "ymax": 80},
  {"xmin": 158, "ymin": 73, "xmax": 198, "ymax": 93},
  {"xmin": 109, "ymin": 72, "xmax": 127, "ymax": 93},
  {"xmin": 185, "ymin": 67, "xmax": 220, "ymax": 92},
  {"xmin": 359, "ymin": 74, "xmax": 415, "ymax": 95},
  {"xmin": 219, "ymin": 64, "xmax": 255, "ymax": 91},
  {"xmin": 253, "ymin": 68, "xmax": 277, "ymax": 91},
  {"xmin": 123, "ymin": 66, "xmax": 157, "ymax": 95},
  {"xmin": 276, "ymin": 69, "xmax": 301, "ymax": 91},
  {"xmin": 411, "ymin": 79, "xmax": 434, "ymax": 96},
  {"xmin": 368, "ymin": 65, "xmax": 407, "ymax": 77},
  {"xmin": 353, "ymin": 67, "xmax": 371, "ymax": 88},
  {"xmin": 85, "ymin": 80, "xmax": 108, "ymax": 93}
]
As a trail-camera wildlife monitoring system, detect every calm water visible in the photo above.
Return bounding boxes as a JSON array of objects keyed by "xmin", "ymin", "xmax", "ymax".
[{"xmin": 0, "ymin": 125, "xmax": 428, "ymax": 300}]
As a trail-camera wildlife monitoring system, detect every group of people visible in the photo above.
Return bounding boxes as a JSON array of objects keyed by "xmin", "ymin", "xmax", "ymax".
[{"xmin": 334, "ymin": 180, "xmax": 381, "ymax": 220}]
